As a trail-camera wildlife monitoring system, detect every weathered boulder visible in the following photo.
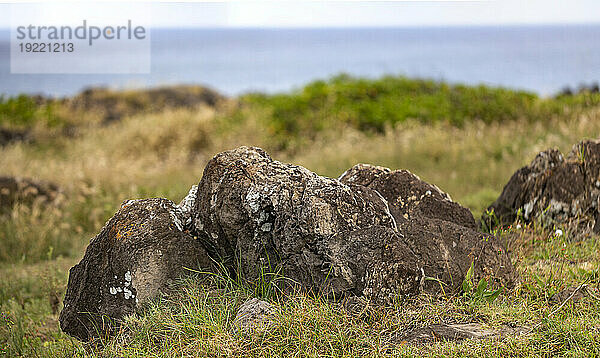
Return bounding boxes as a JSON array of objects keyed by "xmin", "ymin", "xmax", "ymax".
[
  {"xmin": 60, "ymin": 146, "xmax": 518, "ymax": 342},
  {"xmin": 189, "ymin": 147, "xmax": 515, "ymax": 301},
  {"xmin": 191, "ymin": 146, "xmax": 422, "ymax": 302},
  {"xmin": 0, "ymin": 176, "xmax": 62, "ymax": 210},
  {"xmin": 59, "ymin": 198, "xmax": 212, "ymax": 341},
  {"xmin": 399, "ymin": 217, "xmax": 517, "ymax": 293},
  {"xmin": 338, "ymin": 164, "xmax": 477, "ymax": 230},
  {"xmin": 484, "ymin": 140, "xmax": 600, "ymax": 234},
  {"xmin": 339, "ymin": 163, "xmax": 516, "ymax": 293}
]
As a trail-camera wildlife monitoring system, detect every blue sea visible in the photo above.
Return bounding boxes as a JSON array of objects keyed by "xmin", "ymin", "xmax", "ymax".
[{"xmin": 1, "ymin": 25, "xmax": 600, "ymax": 97}]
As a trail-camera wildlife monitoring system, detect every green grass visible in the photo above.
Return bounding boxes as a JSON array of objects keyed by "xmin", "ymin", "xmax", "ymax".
[
  {"xmin": 2, "ymin": 224, "xmax": 598, "ymax": 357},
  {"xmin": 1, "ymin": 76, "xmax": 600, "ymax": 356}
]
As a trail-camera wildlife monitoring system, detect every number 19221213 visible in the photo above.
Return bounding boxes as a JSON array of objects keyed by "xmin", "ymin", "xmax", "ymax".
[{"xmin": 19, "ymin": 43, "xmax": 74, "ymax": 53}]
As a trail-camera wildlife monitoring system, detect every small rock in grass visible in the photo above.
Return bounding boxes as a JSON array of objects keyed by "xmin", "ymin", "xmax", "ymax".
[{"xmin": 232, "ymin": 298, "xmax": 275, "ymax": 334}]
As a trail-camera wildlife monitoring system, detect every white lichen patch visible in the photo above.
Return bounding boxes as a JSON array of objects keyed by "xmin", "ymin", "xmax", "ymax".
[
  {"xmin": 523, "ymin": 200, "xmax": 535, "ymax": 220},
  {"xmin": 246, "ymin": 188, "xmax": 261, "ymax": 213},
  {"xmin": 169, "ymin": 210, "xmax": 183, "ymax": 231},
  {"xmin": 121, "ymin": 199, "xmax": 140, "ymax": 208},
  {"xmin": 123, "ymin": 287, "xmax": 134, "ymax": 300},
  {"xmin": 109, "ymin": 271, "xmax": 136, "ymax": 300},
  {"xmin": 124, "ymin": 271, "xmax": 132, "ymax": 286},
  {"xmin": 549, "ymin": 199, "xmax": 569, "ymax": 214},
  {"xmin": 177, "ymin": 185, "xmax": 198, "ymax": 226},
  {"xmin": 178, "ymin": 185, "xmax": 198, "ymax": 212}
]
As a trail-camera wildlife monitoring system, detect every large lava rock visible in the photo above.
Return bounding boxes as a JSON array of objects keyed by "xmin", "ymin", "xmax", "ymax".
[
  {"xmin": 190, "ymin": 147, "xmax": 516, "ymax": 301},
  {"xmin": 59, "ymin": 198, "xmax": 212, "ymax": 341},
  {"xmin": 339, "ymin": 164, "xmax": 516, "ymax": 293},
  {"xmin": 191, "ymin": 147, "xmax": 422, "ymax": 302},
  {"xmin": 484, "ymin": 139, "xmax": 600, "ymax": 234}
]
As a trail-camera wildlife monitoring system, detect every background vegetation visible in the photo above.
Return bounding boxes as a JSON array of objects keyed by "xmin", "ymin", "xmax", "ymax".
[{"xmin": 1, "ymin": 75, "xmax": 599, "ymax": 356}]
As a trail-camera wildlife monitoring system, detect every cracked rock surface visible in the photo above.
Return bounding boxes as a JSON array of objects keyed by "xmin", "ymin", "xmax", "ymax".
[
  {"xmin": 190, "ymin": 147, "xmax": 515, "ymax": 299},
  {"xmin": 191, "ymin": 147, "xmax": 423, "ymax": 301},
  {"xmin": 339, "ymin": 163, "xmax": 516, "ymax": 294}
]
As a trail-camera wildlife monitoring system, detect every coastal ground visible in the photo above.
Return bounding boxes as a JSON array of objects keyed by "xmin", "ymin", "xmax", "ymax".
[{"xmin": 1, "ymin": 76, "xmax": 599, "ymax": 356}]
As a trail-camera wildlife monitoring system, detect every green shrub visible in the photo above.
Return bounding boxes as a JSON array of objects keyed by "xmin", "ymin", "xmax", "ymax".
[
  {"xmin": 0, "ymin": 95, "xmax": 63, "ymax": 128},
  {"xmin": 0, "ymin": 95, "xmax": 38, "ymax": 127},
  {"xmin": 243, "ymin": 74, "xmax": 600, "ymax": 149}
]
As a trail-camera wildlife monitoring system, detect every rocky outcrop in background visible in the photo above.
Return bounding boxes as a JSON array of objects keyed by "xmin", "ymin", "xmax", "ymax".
[
  {"xmin": 60, "ymin": 146, "xmax": 516, "ymax": 341},
  {"xmin": 0, "ymin": 176, "xmax": 62, "ymax": 210},
  {"xmin": 65, "ymin": 85, "xmax": 225, "ymax": 123},
  {"xmin": 484, "ymin": 139, "xmax": 600, "ymax": 235}
]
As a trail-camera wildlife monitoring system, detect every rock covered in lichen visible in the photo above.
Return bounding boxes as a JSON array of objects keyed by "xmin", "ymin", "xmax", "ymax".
[
  {"xmin": 338, "ymin": 163, "xmax": 516, "ymax": 293},
  {"xmin": 190, "ymin": 146, "xmax": 423, "ymax": 301},
  {"xmin": 59, "ymin": 198, "xmax": 212, "ymax": 341},
  {"xmin": 188, "ymin": 146, "xmax": 515, "ymax": 301},
  {"xmin": 60, "ymin": 146, "xmax": 519, "ymax": 341},
  {"xmin": 484, "ymin": 139, "xmax": 600, "ymax": 235}
]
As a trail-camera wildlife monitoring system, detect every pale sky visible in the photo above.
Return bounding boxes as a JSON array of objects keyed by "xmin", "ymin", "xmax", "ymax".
[{"xmin": 1, "ymin": 1, "xmax": 600, "ymax": 28}]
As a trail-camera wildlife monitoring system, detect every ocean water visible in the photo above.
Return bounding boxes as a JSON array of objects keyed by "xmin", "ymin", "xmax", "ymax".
[{"xmin": 1, "ymin": 25, "xmax": 600, "ymax": 97}]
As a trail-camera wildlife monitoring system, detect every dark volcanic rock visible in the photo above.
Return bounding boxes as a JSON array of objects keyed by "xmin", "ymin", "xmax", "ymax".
[
  {"xmin": 59, "ymin": 198, "xmax": 212, "ymax": 341},
  {"xmin": 400, "ymin": 217, "xmax": 517, "ymax": 293},
  {"xmin": 61, "ymin": 146, "xmax": 518, "ymax": 341},
  {"xmin": 0, "ymin": 176, "xmax": 62, "ymax": 209},
  {"xmin": 338, "ymin": 164, "xmax": 515, "ymax": 293},
  {"xmin": 192, "ymin": 147, "xmax": 422, "ymax": 301},
  {"xmin": 484, "ymin": 140, "xmax": 600, "ymax": 234},
  {"xmin": 339, "ymin": 164, "xmax": 477, "ymax": 230},
  {"xmin": 190, "ymin": 147, "xmax": 515, "ymax": 301}
]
